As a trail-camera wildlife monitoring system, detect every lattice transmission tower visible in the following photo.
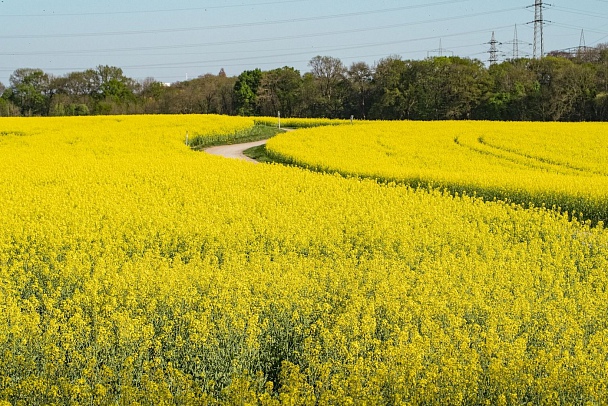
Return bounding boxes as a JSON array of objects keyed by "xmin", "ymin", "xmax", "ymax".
[
  {"xmin": 578, "ymin": 29, "xmax": 587, "ymax": 56},
  {"xmin": 427, "ymin": 39, "xmax": 453, "ymax": 58},
  {"xmin": 505, "ymin": 24, "xmax": 531, "ymax": 60},
  {"xmin": 532, "ymin": 0, "xmax": 547, "ymax": 58},
  {"xmin": 512, "ymin": 26, "xmax": 520, "ymax": 60},
  {"xmin": 487, "ymin": 32, "xmax": 500, "ymax": 65}
]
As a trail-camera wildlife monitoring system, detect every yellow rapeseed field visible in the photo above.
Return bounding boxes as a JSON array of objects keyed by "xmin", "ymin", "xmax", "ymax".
[
  {"xmin": 1, "ymin": 115, "xmax": 607, "ymax": 404},
  {"xmin": 266, "ymin": 120, "xmax": 608, "ymax": 223}
]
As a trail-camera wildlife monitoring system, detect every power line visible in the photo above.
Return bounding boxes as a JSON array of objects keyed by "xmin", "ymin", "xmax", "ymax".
[
  {"xmin": 0, "ymin": 1, "xmax": 497, "ymax": 40},
  {"xmin": 0, "ymin": 0, "xmax": 311, "ymax": 17},
  {"xmin": 550, "ymin": 6, "xmax": 608, "ymax": 20},
  {"xmin": 0, "ymin": 26, "xmax": 512, "ymax": 73},
  {"xmin": 549, "ymin": 22, "xmax": 608, "ymax": 36},
  {"xmin": 591, "ymin": 33, "xmax": 608, "ymax": 45},
  {"xmin": 6, "ymin": 2, "xmax": 605, "ymax": 82},
  {"xmin": 0, "ymin": 8, "xmax": 525, "ymax": 56},
  {"xmin": 0, "ymin": 37, "xmax": 490, "ymax": 63}
]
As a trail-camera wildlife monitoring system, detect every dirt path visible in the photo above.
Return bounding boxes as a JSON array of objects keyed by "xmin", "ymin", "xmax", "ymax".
[
  {"xmin": 204, "ymin": 128, "xmax": 293, "ymax": 163},
  {"xmin": 204, "ymin": 139, "xmax": 267, "ymax": 164}
]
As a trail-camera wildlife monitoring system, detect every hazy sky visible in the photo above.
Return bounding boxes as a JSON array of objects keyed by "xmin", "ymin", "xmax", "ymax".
[{"xmin": 1, "ymin": 0, "xmax": 607, "ymax": 85}]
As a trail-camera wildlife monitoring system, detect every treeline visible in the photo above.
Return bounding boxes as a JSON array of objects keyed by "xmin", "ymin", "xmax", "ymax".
[{"xmin": 1, "ymin": 44, "xmax": 607, "ymax": 121}]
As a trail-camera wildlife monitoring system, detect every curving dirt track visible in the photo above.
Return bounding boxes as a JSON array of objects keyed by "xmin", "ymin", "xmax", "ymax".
[
  {"xmin": 203, "ymin": 128, "xmax": 293, "ymax": 163},
  {"xmin": 204, "ymin": 139, "xmax": 267, "ymax": 164}
]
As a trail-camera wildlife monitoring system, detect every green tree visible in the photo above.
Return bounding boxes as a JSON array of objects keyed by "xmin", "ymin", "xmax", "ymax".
[
  {"xmin": 62, "ymin": 70, "xmax": 100, "ymax": 98},
  {"xmin": 47, "ymin": 72, "xmax": 98, "ymax": 116},
  {"xmin": 346, "ymin": 61, "xmax": 373, "ymax": 119},
  {"xmin": 528, "ymin": 57, "xmax": 596, "ymax": 121},
  {"xmin": 485, "ymin": 59, "xmax": 538, "ymax": 120},
  {"xmin": 136, "ymin": 77, "xmax": 166, "ymax": 114},
  {"xmin": 158, "ymin": 74, "xmax": 236, "ymax": 115},
  {"xmin": 96, "ymin": 66, "xmax": 137, "ymax": 101},
  {"xmin": 0, "ymin": 83, "xmax": 19, "ymax": 116},
  {"xmin": 8, "ymin": 68, "xmax": 51, "ymax": 116},
  {"xmin": 408, "ymin": 57, "xmax": 490, "ymax": 120},
  {"xmin": 256, "ymin": 67, "xmax": 303, "ymax": 117},
  {"xmin": 308, "ymin": 56, "xmax": 347, "ymax": 118},
  {"xmin": 233, "ymin": 69, "xmax": 262, "ymax": 116},
  {"xmin": 368, "ymin": 56, "xmax": 409, "ymax": 119},
  {"xmin": 299, "ymin": 73, "xmax": 322, "ymax": 117}
]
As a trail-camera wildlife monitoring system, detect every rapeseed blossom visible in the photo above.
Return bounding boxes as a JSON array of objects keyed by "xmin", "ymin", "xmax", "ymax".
[
  {"xmin": 0, "ymin": 115, "xmax": 607, "ymax": 404},
  {"xmin": 267, "ymin": 120, "xmax": 608, "ymax": 223}
]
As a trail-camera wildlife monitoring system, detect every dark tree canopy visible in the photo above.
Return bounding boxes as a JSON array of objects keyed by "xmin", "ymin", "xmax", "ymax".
[
  {"xmin": 256, "ymin": 66, "xmax": 303, "ymax": 117},
  {"xmin": 4, "ymin": 43, "xmax": 608, "ymax": 121}
]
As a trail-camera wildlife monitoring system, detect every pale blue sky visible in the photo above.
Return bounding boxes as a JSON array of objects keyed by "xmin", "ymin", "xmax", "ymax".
[{"xmin": 1, "ymin": 0, "xmax": 607, "ymax": 85}]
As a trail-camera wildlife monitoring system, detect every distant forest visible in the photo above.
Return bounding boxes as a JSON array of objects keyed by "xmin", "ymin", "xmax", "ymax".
[{"xmin": 1, "ymin": 43, "xmax": 607, "ymax": 121}]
